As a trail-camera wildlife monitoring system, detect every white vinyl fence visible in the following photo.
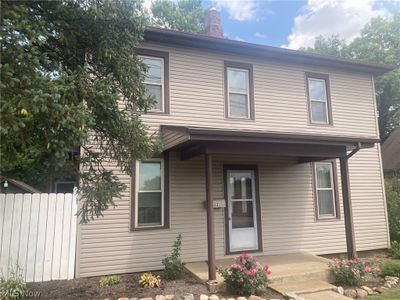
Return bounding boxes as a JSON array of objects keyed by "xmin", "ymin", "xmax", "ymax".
[{"xmin": 0, "ymin": 192, "xmax": 78, "ymax": 282}]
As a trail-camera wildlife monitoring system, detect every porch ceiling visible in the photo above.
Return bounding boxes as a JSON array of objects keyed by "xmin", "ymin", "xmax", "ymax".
[{"xmin": 161, "ymin": 125, "xmax": 379, "ymax": 161}]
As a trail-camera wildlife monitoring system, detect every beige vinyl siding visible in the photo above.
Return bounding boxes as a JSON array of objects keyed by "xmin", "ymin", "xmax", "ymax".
[
  {"xmin": 78, "ymin": 145, "xmax": 389, "ymax": 277},
  {"xmin": 77, "ymin": 42, "xmax": 388, "ymax": 277},
  {"xmin": 140, "ymin": 42, "xmax": 378, "ymax": 139}
]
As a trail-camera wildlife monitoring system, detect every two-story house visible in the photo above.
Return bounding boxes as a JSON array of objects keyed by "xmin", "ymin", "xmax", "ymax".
[{"xmin": 76, "ymin": 10, "xmax": 394, "ymax": 280}]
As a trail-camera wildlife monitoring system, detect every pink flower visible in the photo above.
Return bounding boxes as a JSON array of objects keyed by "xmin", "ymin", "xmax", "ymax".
[
  {"xmin": 364, "ymin": 265, "xmax": 372, "ymax": 273},
  {"xmin": 231, "ymin": 263, "xmax": 242, "ymax": 270},
  {"xmin": 241, "ymin": 257, "xmax": 247, "ymax": 264},
  {"xmin": 351, "ymin": 268, "xmax": 361, "ymax": 278},
  {"xmin": 243, "ymin": 269, "xmax": 252, "ymax": 275},
  {"xmin": 264, "ymin": 264, "xmax": 272, "ymax": 275},
  {"xmin": 241, "ymin": 252, "xmax": 249, "ymax": 257}
]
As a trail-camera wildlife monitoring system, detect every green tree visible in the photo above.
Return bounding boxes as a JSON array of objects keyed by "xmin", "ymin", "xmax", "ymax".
[
  {"xmin": 1, "ymin": 0, "xmax": 159, "ymax": 222},
  {"xmin": 151, "ymin": 0, "xmax": 206, "ymax": 33},
  {"xmin": 304, "ymin": 14, "xmax": 400, "ymax": 140},
  {"xmin": 386, "ymin": 175, "xmax": 400, "ymax": 242}
]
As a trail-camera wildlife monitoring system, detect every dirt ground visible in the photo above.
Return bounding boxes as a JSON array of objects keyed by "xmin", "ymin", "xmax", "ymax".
[{"xmin": 25, "ymin": 271, "xmax": 282, "ymax": 300}]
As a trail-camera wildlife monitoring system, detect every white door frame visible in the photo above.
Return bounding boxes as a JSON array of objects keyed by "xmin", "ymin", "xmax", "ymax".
[{"xmin": 225, "ymin": 166, "xmax": 262, "ymax": 254}]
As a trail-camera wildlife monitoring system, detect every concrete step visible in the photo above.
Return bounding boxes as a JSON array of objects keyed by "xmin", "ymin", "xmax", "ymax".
[
  {"xmin": 269, "ymin": 279, "xmax": 336, "ymax": 295},
  {"xmin": 269, "ymin": 269, "xmax": 333, "ymax": 284},
  {"xmin": 300, "ymin": 290, "xmax": 352, "ymax": 300}
]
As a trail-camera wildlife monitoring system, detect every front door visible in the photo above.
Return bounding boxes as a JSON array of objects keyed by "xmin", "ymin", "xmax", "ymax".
[{"xmin": 226, "ymin": 169, "xmax": 259, "ymax": 253}]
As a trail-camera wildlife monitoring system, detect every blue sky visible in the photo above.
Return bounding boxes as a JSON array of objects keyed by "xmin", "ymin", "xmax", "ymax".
[{"xmin": 199, "ymin": 0, "xmax": 400, "ymax": 49}]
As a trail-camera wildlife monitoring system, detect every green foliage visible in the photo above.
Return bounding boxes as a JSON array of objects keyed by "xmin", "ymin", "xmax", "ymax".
[
  {"xmin": 1, "ymin": 0, "xmax": 160, "ymax": 222},
  {"xmin": 386, "ymin": 176, "xmax": 400, "ymax": 242},
  {"xmin": 218, "ymin": 253, "xmax": 271, "ymax": 296},
  {"xmin": 139, "ymin": 273, "xmax": 161, "ymax": 288},
  {"xmin": 329, "ymin": 258, "xmax": 372, "ymax": 286},
  {"xmin": 151, "ymin": 0, "xmax": 206, "ymax": 33},
  {"xmin": 0, "ymin": 267, "xmax": 27, "ymax": 300},
  {"xmin": 380, "ymin": 260, "xmax": 400, "ymax": 277},
  {"xmin": 162, "ymin": 234, "xmax": 185, "ymax": 280},
  {"xmin": 390, "ymin": 241, "xmax": 400, "ymax": 259},
  {"xmin": 304, "ymin": 13, "xmax": 400, "ymax": 140},
  {"xmin": 99, "ymin": 275, "xmax": 121, "ymax": 287}
]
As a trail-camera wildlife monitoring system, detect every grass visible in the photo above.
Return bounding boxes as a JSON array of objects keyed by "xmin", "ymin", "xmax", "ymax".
[{"xmin": 362, "ymin": 288, "xmax": 400, "ymax": 300}]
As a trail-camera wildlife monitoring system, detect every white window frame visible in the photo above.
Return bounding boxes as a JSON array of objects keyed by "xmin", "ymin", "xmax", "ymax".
[
  {"xmin": 314, "ymin": 162, "xmax": 337, "ymax": 219},
  {"xmin": 308, "ymin": 77, "xmax": 329, "ymax": 124},
  {"xmin": 227, "ymin": 67, "xmax": 250, "ymax": 119},
  {"xmin": 141, "ymin": 55, "xmax": 165, "ymax": 113},
  {"xmin": 135, "ymin": 158, "xmax": 164, "ymax": 228}
]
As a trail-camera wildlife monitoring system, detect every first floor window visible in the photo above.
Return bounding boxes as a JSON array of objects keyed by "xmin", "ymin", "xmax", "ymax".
[
  {"xmin": 314, "ymin": 162, "xmax": 338, "ymax": 219},
  {"xmin": 136, "ymin": 159, "xmax": 164, "ymax": 227}
]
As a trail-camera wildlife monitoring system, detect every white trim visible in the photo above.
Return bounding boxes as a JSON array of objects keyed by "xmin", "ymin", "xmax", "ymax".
[
  {"xmin": 227, "ymin": 67, "xmax": 250, "ymax": 119},
  {"xmin": 140, "ymin": 55, "xmax": 165, "ymax": 113},
  {"xmin": 308, "ymin": 78, "xmax": 329, "ymax": 124},
  {"xmin": 227, "ymin": 170, "xmax": 258, "ymax": 252},
  {"xmin": 135, "ymin": 159, "xmax": 164, "ymax": 228},
  {"xmin": 314, "ymin": 162, "xmax": 337, "ymax": 219}
]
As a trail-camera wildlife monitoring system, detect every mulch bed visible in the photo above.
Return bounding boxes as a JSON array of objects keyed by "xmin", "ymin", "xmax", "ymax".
[{"xmin": 25, "ymin": 271, "xmax": 281, "ymax": 300}]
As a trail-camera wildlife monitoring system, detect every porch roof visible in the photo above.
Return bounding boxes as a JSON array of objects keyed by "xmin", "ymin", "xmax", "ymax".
[{"xmin": 160, "ymin": 125, "xmax": 379, "ymax": 161}]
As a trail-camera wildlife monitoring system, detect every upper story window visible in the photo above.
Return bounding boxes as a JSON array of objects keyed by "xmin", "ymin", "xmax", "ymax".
[
  {"xmin": 136, "ymin": 49, "xmax": 169, "ymax": 114},
  {"xmin": 306, "ymin": 73, "xmax": 332, "ymax": 125},
  {"xmin": 313, "ymin": 161, "xmax": 339, "ymax": 220},
  {"xmin": 225, "ymin": 61, "xmax": 254, "ymax": 120}
]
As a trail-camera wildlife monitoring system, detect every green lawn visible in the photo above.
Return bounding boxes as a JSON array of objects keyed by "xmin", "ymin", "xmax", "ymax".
[{"xmin": 362, "ymin": 288, "xmax": 400, "ymax": 300}]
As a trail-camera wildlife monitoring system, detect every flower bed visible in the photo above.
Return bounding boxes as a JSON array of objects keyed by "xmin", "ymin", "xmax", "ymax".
[{"xmin": 218, "ymin": 252, "xmax": 271, "ymax": 296}]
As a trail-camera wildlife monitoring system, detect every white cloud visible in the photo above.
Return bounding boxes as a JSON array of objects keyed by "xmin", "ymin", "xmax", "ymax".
[
  {"xmin": 234, "ymin": 36, "xmax": 246, "ymax": 42},
  {"xmin": 254, "ymin": 32, "xmax": 267, "ymax": 39},
  {"xmin": 284, "ymin": 0, "xmax": 391, "ymax": 49},
  {"xmin": 212, "ymin": 0, "xmax": 258, "ymax": 21}
]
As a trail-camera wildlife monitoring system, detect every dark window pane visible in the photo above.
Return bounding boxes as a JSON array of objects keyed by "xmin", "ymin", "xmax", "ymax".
[
  {"xmin": 138, "ymin": 192, "xmax": 162, "ymax": 225},
  {"xmin": 229, "ymin": 93, "xmax": 248, "ymax": 118},
  {"xmin": 309, "ymin": 79, "xmax": 326, "ymax": 100},
  {"xmin": 230, "ymin": 174, "xmax": 252, "ymax": 199},
  {"xmin": 145, "ymin": 84, "xmax": 162, "ymax": 111},
  {"xmin": 316, "ymin": 164, "xmax": 332, "ymax": 188},
  {"xmin": 232, "ymin": 201, "xmax": 254, "ymax": 228},
  {"xmin": 143, "ymin": 58, "xmax": 162, "ymax": 84},
  {"xmin": 311, "ymin": 101, "xmax": 328, "ymax": 123},
  {"xmin": 139, "ymin": 161, "xmax": 161, "ymax": 190},
  {"xmin": 318, "ymin": 190, "xmax": 334, "ymax": 216}
]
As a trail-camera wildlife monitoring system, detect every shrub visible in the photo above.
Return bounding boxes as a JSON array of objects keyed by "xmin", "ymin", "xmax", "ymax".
[
  {"xmin": 162, "ymin": 233, "xmax": 185, "ymax": 280},
  {"xmin": 218, "ymin": 252, "xmax": 271, "ymax": 296},
  {"xmin": 390, "ymin": 241, "xmax": 400, "ymax": 259},
  {"xmin": 99, "ymin": 275, "xmax": 121, "ymax": 287},
  {"xmin": 380, "ymin": 260, "xmax": 400, "ymax": 277},
  {"xmin": 386, "ymin": 175, "xmax": 400, "ymax": 242},
  {"xmin": 0, "ymin": 266, "xmax": 27, "ymax": 300},
  {"xmin": 139, "ymin": 273, "xmax": 161, "ymax": 288},
  {"xmin": 329, "ymin": 258, "xmax": 372, "ymax": 286}
]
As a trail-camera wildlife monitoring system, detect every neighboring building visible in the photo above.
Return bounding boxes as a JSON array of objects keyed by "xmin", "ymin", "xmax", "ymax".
[
  {"xmin": 0, "ymin": 178, "xmax": 41, "ymax": 194},
  {"xmin": 77, "ymin": 11, "xmax": 394, "ymax": 279},
  {"xmin": 382, "ymin": 128, "xmax": 400, "ymax": 176}
]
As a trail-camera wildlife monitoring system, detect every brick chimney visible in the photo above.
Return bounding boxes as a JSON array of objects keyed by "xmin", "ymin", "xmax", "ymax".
[{"xmin": 204, "ymin": 8, "xmax": 224, "ymax": 38}]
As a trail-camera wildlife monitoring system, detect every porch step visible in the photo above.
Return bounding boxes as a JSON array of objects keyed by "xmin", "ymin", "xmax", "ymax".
[
  {"xmin": 269, "ymin": 268, "xmax": 333, "ymax": 285},
  {"xmin": 300, "ymin": 291, "xmax": 352, "ymax": 300},
  {"xmin": 269, "ymin": 279, "xmax": 335, "ymax": 295}
]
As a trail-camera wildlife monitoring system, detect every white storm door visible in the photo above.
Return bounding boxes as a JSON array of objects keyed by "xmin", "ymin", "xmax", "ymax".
[{"xmin": 227, "ymin": 170, "xmax": 258, "ymax": 252}]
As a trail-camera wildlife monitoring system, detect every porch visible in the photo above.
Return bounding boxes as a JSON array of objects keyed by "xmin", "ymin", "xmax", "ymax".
[
  {"xmin": 161, "ymin": 125, "xmax": 380, "ymax": 281},
  {"xmin": 185, "ymin": 252, "xmax": 332, "ymax": 285}
]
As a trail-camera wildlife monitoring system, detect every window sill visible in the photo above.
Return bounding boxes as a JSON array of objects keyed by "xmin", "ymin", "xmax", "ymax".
[
  {"xmin": 130, "ymin": 225, "xmax": 170, "ymax": 232},
  {"xmin": 224, "ymin": 117, "xmax": 256, "ymax": 122},
  {"xmin": 143, "ymin": 111, "xmax": 170, "ymax": 116},
  {"xmin": 315, "ymin": 217, "xmax": 340, "ymax": 222}
]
